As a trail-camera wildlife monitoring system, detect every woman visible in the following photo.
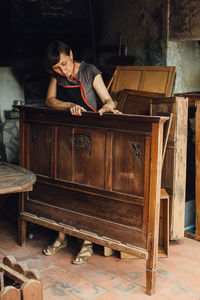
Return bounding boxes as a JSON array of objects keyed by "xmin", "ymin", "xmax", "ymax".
[{"xmin": 43, "ymin": 40, "xmax": 121, "ymax": 265}]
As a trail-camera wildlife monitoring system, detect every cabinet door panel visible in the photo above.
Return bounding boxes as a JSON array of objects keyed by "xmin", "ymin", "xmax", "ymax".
[
  {"xmin": 57, "ymin": 127, "xmax": 106, "ymax": 188},
  {"xmin": 29, "ymin": 124, "xmax": 51, "ymax": 176},
  {"xmin": 112, "ymin": 133, "xmax": 147, "ymax": 197}
]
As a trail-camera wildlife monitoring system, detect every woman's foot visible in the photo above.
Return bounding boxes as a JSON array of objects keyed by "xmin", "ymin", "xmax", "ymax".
[
  {"xmin": 43, "ymin": 237, "xmax": 68, "ymax": 256},
  {"xmin": 72, "ymin": 242, "xmax": 93, "ymax": 265}
]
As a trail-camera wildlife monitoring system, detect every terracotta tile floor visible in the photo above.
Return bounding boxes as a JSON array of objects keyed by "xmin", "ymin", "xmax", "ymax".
[{"xmin": 1, "ymin": 215, "xmax": 200, "ymax": 300}]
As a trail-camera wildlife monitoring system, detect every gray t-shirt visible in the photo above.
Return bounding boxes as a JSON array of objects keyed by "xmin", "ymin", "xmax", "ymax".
[{"xmin": 54, "ymin": 62, "xmax": 102, "ymax": 111}]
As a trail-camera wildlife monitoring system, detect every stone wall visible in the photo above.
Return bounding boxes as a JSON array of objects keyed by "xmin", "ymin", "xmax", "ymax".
[
  {"xmin": 95, "ymin": 0, "xmax": 168, "ymax": 66},
  {"xmin": 169, "ymin": 0, "xmax": 200, "ymax": 41}
]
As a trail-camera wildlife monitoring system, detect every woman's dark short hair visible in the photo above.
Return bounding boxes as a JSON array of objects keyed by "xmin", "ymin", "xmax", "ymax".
[{"xmin": 44, "ymin": 40, "xmax": 71, "ymax": 74}]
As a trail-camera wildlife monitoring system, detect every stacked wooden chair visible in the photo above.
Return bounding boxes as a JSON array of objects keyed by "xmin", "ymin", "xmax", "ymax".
[{"xmin": 0, "ymin": 255, "xmax": 43, "ymax": 300}]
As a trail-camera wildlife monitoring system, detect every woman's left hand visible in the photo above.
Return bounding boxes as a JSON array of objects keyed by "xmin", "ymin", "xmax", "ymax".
[{"xmin": 98, "ymin": 107, "xmax": 122, "ymax": 116}]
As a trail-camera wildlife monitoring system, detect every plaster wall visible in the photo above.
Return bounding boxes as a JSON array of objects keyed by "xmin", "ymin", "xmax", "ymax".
[
  {"xmin": 0, "ymin": 67, "xmax": 24, "ymax": 122},
  {"xmin": 167, "ymin": 41, "xmax": 200, "ymax": 94}
]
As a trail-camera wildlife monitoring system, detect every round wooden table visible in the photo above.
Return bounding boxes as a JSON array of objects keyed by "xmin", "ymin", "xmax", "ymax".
[{"xmin": 0, "ymin": 162, "xmax": 36, "ymax": 195}]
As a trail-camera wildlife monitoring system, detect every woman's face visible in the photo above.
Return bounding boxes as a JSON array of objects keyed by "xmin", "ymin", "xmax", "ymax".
[{"xmin": 52, "ymin": 51, "xmax": 73, "ymax": 78}]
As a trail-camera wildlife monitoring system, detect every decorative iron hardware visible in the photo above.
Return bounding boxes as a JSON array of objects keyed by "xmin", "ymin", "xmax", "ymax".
[
  {"xmin": 128, "ymin": 141, "xmax": 142, "ymax": 167},
  {"xmin": 31, "ymin": 128, "xmax": 39, "ymax": 142},
  {"xmin": 69, "ymin": 134, "xmax": 91, "ymax": 149}
]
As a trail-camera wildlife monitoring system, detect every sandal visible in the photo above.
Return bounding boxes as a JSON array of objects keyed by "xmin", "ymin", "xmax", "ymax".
[
  {"xmin": 43, "ymin": 237, "xmax": 68, "ymax": 256},
  {"xmin": 72, "ymin": 242, "xmax": 93, "ymax": 265}
]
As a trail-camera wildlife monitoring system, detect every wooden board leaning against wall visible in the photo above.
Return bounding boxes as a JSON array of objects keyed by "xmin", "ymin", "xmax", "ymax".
[
  {"xmin": 175, "ymin": 93, "xmax": 200, "ymax": 241},
  {"xmin": 116, "ymin": 90, "xmax": 188, "ymax": 240}
]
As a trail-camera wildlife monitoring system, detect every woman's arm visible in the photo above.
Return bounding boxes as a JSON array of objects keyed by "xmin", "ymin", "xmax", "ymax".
[
  {"xmin": 46, "ymin": 76, "xmax": 86, "ymax": 115},
  {"xmin": 93, "ymin": 74, "xmax": 121, "ymax": 116}
]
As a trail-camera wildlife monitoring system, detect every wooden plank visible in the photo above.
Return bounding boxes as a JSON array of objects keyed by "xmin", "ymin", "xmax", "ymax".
[
  {"xmin": 146, "ymin": 122, "xmax": 163, "ymax": 295},
  {"xmin": 195, "ymin": 101, "xmax": 200, "ymax": 237},
  {"xmin": 24, "ymin": 199, "xmax": 147, "ymax": 249},
  {"xmin": 175, "ymin": 93, "xmax": 200, "ymax": 240},
  {"xmin": 21, "ymin": 211, "xmax": 148, "ymax": 259},
  {"xmin": 155, "ymin": 97, "xmax": 188, "ymax": 239}
]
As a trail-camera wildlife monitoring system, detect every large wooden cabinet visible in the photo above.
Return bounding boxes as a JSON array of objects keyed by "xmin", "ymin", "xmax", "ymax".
[{"xmin": 18, "ymin": 105, "xmax": 167, "ymax": 295}]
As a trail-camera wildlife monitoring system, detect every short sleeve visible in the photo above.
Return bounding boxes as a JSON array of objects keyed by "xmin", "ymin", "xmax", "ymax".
[{"xmin": 80, "ymin": 63, "xmax": 102, "ymax": 85}]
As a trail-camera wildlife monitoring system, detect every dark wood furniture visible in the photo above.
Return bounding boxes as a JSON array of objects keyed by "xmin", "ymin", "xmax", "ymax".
[{"xmin": 17, "ymin": 105, "xmax": 167, "ymax": 295}]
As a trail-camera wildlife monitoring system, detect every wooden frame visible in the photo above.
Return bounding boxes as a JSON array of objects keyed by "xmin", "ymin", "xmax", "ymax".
[
  {"xmin": 109, "ymin": 66, "xmax": 176, "ymax": 97},
  {"xmin": 17, "ymin": 106, "xmax": 167, "ymax": 295}
]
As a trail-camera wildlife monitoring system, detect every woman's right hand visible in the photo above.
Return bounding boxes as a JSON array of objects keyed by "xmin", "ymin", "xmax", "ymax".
[{"xmin": 69, "ymin": 104, "xmax": 87, "ymax": 116}]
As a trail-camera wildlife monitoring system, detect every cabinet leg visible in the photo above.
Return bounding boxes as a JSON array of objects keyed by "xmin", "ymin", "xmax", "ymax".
[
  {"xmin": 18, "ymin": 218, "xmax": 27, "ymax": 246},
  {"xmin": 146, "ymin": 267, "xmax": 156, "ymax": 296}
]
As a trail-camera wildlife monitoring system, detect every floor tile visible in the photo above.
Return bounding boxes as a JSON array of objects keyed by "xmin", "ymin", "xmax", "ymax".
[
  {"xmin": 1, "ymin": 215, "xmax": 200, "ymax": 300},
  {"xmin": 68, "ymin": 281, "xmax": 109, "ymax": 299}
]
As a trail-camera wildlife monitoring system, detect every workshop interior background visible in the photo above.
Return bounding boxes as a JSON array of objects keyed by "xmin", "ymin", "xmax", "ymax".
[
  {"xmin": 0, "ymin": 0, "xmax": 200, "ymax": 121},
  {"xmin": 0, "ymin": 0, "xmax": 199, "ymax": 212}
]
